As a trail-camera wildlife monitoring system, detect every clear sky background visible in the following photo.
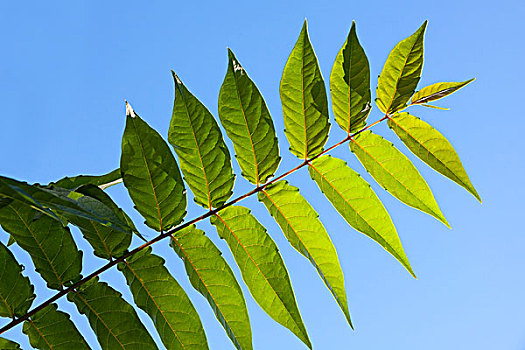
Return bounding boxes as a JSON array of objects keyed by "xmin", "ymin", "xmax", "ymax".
[{"xmin": 1, "ymin": 1, "xmax": 524, "ymax": 349}]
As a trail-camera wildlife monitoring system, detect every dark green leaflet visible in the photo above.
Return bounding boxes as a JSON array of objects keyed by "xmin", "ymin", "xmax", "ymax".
[
  {"xmin": 0, "ymin": 241, "xmax": 34, "ymax": 318},
  {"xmin": 121, "ymin": 102, "xmax": 186, "ymax": 232},
  {"xmin": 0, "ymin": 338, "xmax": 21, "ymax": 349},
  {"xmin": 330, "ymin": 21, "xmax": 371, "ymax": 134},
  {"xmin": 118, "ymin": 247, "xmax": 208, "ymax": 350},
  {"xmin": 0, "ymin": 202, "xmax": 83, "ymax": 290},
  {"xmin": 68, "ymin": 277, "xmax": 158, "ymax": 350},
  {"xmin": 280, "ymin": 20, "xmax": 330, "ymax": 159},
  {"xmin": 23, "ymin": 303, "xmax": 91, "ymax": 350},
  {"xmin": 171, "ymin": 225, "xmax": 251, "ymax": 350},
  {"xmin": 218, "ymin": 49, "xmax": 281, "ymax": 185},
  {"xmin": 169, "ymin": 73, "xmax": 235, "ymax": 209},
  {"xmin": 51, "ymin": 169, "xmax": 121, "ymax": 190}
]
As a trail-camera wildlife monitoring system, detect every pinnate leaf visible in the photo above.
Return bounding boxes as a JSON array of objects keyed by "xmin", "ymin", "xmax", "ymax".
[
  {"xmin": 211, "ymin": 206, "xmax": 311, "ymax": 349},
  {"xmin": 218, "ymin": 49, "xmax": 281, "ymax": 184},
  {"xmin": 0, "ymin": 203, "xmax": 83, "ymax": 290},
  {"xmin": 350, "ymin": 131, "xmax": 449, "ymax": 227},
  {"xmin": 280, "ymin": 19, "xmax": 330, "ymax": 159},
  {"xmin": 51, "ymin": 169, "xmax": 122, "ymax": 190},
  {"xmin": 258, "ymin": 180, "xmax": 351, "ymax": 326},
  {"xmin": 68, "ymin": 277, "xmax": 158, "ymax": 350},
  {"xmin": 169, "ymin": 73, "xmax": 235, "ymax": 209},
  {"xmin": 118, "ymin": 247, "xmax": 208, "ymax": 350},
  {"xmin": 308, "ymin": 155, "xmax": 414, "ymax": 276},
  {"xmin": 330, "ymin": 21, "xmax": 371, "ymax": 133},
  {"xmin": 411, "ymin": 79, "xmax": 474, "ymax": 105},
  {"xmin": 388, "ymin": 112, "xmax": 480, "ymax": 201},
  {"xmin": 121, "ymin": 102, "xmax": 186, "ymax": 232},
  {"xmin": 0, "ymin": 241, "xmax": 34, "ymax": 318},
  {"xmin": 171, "ymin": 225, "xmax": 251, "ymax": 350},
  {"xmin": 376, "ymin": 21, "xmax": 427, "ymax": 114},
  {"xmin": 23, "ymin": 303, "xmax": 91, "ymax": 350}
]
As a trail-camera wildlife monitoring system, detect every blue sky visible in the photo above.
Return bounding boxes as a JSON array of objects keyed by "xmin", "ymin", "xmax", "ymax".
[{"xmin": 1, "ymin": 1, "xmax": 524, "ymax": 349}]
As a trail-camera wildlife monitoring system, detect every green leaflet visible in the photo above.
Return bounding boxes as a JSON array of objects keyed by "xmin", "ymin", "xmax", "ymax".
[
  {"xmin": 51, "ymin": 169, "xmax": 122, "ymax": 190},
  {"xmin": 23, "ymin": 303, "xmax": 91, "ymax": 350},
  {"xmin": 0, "ymin": 203, "xmax": 83, "ymax": 290},
  {"xmin": 330, "ymin": 21, "xmax": 371, "ymax": 134},
  {"xmin": 0, "ymin": 338, "xmax": 21, "ymax": 349},
  {"xmin": 169, "ymin": 73, "xmax": 235, "ymax": 209},
  {"xmin": 308, "ymin": 156, "xmax": 414, "ymax": 277},
  {"xmin": 67, "ymin": 184, "xmax": 133, "ymax": 260},
  {"xmin": 350, "ymin": 131, "xmax": 449, "ymax": 227},
  {"xmin": 411, "ymin": 79, "xmax": 475, "ymax": 105},
  {"xmin": 170, "ymin": 225, "xmax": 251, "ymax": 350},
  {"xmin": 218, "ymin": 49, "xmax": 281, "ymax": 184},
  {"xmin": 121, "ymin": 102, "xmax": 186, "ymax": 232},
  {"xmin": 0, "ymin": 241, "xmax": 34, "ymax": 318},
  {"xmin": 68, "ymin": 277, "xmax": 158, "ymax": 350},
  {"xmin": 376, "ymin": 21, "xmax": 427, "ymax": 114},
  {"xmin": 118, "ymin": 247, "xmax": 208, "ymax": 350},
  {"xmin": 421, "ymin": 104, "xmax": 449, "ymax": 110},
  {"xmin": 280, "ymin": 19, "xmax": 330, "ymax": 159},
  {"xmin": 211, "ymin": 206, "xmax": 311, "ymax": 349},
  {"xmin": 258, "ymin": 181, "xmax": 351, "ymax": 326},
  {"xmin": 388, "ymin": 112, "xmax": 481, "ymax": 201}
]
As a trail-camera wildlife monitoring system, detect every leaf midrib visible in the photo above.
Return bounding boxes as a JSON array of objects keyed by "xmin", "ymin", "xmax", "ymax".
[{"xmin": 28, "ymin": 319, "xmax": 54, "ymax": 350}]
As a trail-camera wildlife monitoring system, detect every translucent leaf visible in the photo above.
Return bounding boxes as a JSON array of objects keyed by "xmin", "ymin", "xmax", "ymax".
[
  {"xmin": 280, "ymin": 19, "xmax": 330, "ymax": 159},
  {"xmin": 308, "ymin": 156, "xmax": 414, "ymax": 277},
  {"xmin": 411, "ymin": 79, "xmax": 474, "ymax": 105},
  {"xmin": 68, "ymin": 277, "xmax": 158, "ymax": 350},
  {"xmin": 0, "ymin": 338, "xmax": 21, "ymax": 349},
  {"xmin": 211, "ymin": 206, "xmax": 311, "ymax": 349},
  {"xmin": 330, "ymin": 21, "xmax": 371, "ymax": 134},
  {"xmin": 23, "ymin": 303, "xmax": 91, "ymax": 350},
  {"xmin": 169, "ymin": 73, "xmax": 235, "ymax": 209},
  {"xmin": 51, "ymin": 169, "xmax": 122, "ymax": 190},
  {"xmin": 350, "ymin": 131, "xmax": 449, "ymax": 227},
  {"xmin": 421, "ymin": 104, "xmax": 449, "ymax": 110},
  {"xmin": 170, "ymin": 225, "xmax": 251, "ymax": 350},
  {"xmin": 0, "ymin": 203, "xmax": 83, "ymax": 290},
  {"xmin": 218, "ymin": 49, "xmax": 281, "ymax": 185},
  {"xmin": 0, "ymin": 241, "xmax": 34, "ymax": 318},
  {"xmin": 376, "ymin": 21, "xmax": 427, "ymax": 114},
  {"xmin": 258, "ymin": 180, "xmax": 351, "ymax": 326},
  {"xmin": 118, "ymin": 247, "xmax": 207, "ymax": 350},
  {"xmin": 388, "ymin": 112, "xmax": 481, "ymax": 202},
  {"xmin": 121, "ymin": 102, "xmax": 186, "ymax": 232}
]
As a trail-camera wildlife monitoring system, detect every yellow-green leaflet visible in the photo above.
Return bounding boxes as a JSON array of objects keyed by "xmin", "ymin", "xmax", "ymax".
[
  {"xmin": 211, "ymin": 206, "xmax": 311, "ymax": 349},
  {"xmin": 308, "ymin": 156, "xmax": 414, "ymax": 277},
  {"xmin": 350, "ymin": 131, "xmax": 449, "ymax": 227},
  {"xmin": 118, "ymin": 248, "xmax": 208, "ymax": 350},
  {"xmin": 280, "ymin": 20, "xmax": 330, "ymax": 159},
  {"xmin": 258, "ymin": 180, "xmax": 351, "ymax": 327},
  {"xmin": 23, "ymin": 303, "xmax": 91, "ymax": 350},
  {"xmin": 171, "ymin": 225, "xmax": 252, "ymax": 350},
  {"xmin": 376, "ymin": 21, "xmax": 427, "ymax": 114},
  {"xmin": 388, "ymin": 112, "xmax": 481, "ymax": 202},
  {"xmin": 411, "ymin": 79, "xmax": 475, "ymax": 105},
  {"xmin": 330, "ymin": 21, "xmax": 371, "ymax": 134}
]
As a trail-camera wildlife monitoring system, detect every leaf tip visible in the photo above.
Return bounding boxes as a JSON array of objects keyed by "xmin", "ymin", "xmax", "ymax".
[{"xmin": 125, "ymin": 101, "xmax": 136, "ymax": 118}]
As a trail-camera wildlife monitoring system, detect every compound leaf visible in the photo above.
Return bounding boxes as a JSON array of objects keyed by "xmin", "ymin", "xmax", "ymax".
[
  {"xmin": 119, "ymin": 247, "xmax": 208, "ymax": 350},
  {"xmin": 23, "ymin": 303, "xmax": 91, "ymax": 350},
  {"xmin": 330, "ymin": 21, "xmax": 371, "ymax": 134},
  {"xmin": 169, "ymin": 73, "xmax": 235, "ymax": 209},
  {"xmin": 0, "ymin": 241, "xmax": 34, "ymax": 318},
  {"xmin": 218, "ymin": 49, "xmax": 281, "ymax": 185},
  {"xmin": 51, "ymin": 169, "xmax": 122, "ymax": 190},
  {"xmin": 280, "ymin": 19, "xmax": 330, "ymax": 159},
  {"xmin": 411, "ymin": 79, "xmax": 474, "ymax": 105},
  {"xmin": 376, "ymin": 21, "xmax": 427, "ymax": 114},
  {"xmin": 171, "ymin": 225, "xmax": 251, "ymax": 350},
  {"xmin": 308, "ymin": 156, "xmax": 414, "ymax": 277},
  {"xmin": 68, "ymin": 277, "xmax": 158, "ymax": 350},
  {"xmin": 121, "ymin": 102, "xmax": 186, "ymax": 232},
  {"xmin": 350, "ymin": 131, "xmax": 449, "ymax": 227},
  {"xmin": 211, "ymin": 206, "xmax": 311, "ymax": 349},
  {"xmin": 258, "ymin": 180, "xmax": 351, "ymax": 326},
  {"xmin": 388, "ymin": 112, "xmax": 480, "ymax": 201}
]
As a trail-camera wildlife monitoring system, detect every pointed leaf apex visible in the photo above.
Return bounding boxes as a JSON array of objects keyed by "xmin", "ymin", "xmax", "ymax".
[
  {"xmin": 171, "ymin": 71, "xmax": 182, "ymax": 85},
  {"xmin": 125, "ymin": 101, "xmax": 136, "ymax": 118}
]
